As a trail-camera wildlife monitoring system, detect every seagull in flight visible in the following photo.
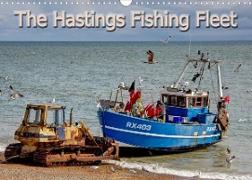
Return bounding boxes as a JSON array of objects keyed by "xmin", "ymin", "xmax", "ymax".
[
  {"xmin": 234, "ymin": 64, "xmax": 242, "ymax": 72},
  {"xmin": 160, "ymin": 35, "xmax": 172, "ymax": 44},
  {"xmin": 226, "ymin": 147, "xmax": 236, "ymax": 165},
  {"xmin": 9, "ymin": 85, "xmax": 24, "ymax": 100}
]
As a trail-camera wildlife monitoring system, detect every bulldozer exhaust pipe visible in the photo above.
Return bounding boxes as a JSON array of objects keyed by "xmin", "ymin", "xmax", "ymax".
[{"xmin": 70, "ymin": 108, "xmax": 73, "ymax": 126}]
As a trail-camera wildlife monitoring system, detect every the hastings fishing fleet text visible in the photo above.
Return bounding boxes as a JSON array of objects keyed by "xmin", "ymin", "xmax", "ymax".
[{"xmin": 14, "ymin": 10, "xmax": 238, "ymax": 32}]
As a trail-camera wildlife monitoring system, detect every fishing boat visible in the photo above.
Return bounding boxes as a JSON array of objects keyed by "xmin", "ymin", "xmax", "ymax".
[{"xmin": 97, "ymin": 51, "xmax": 230, "ymax": 152}]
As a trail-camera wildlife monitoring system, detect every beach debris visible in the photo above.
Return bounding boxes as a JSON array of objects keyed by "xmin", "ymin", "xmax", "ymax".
[
  {"xmin": 9, "ymin": 85, "xmax": 24, "ymax": 100},
  {"xmin": 90, "ymin": 166, "xmax": 99, "ymax": 170},
  {"xmin": 226, "ymin": 147, "xmax": 236, "ymax": 165},
  {"xmin": 110, "ymin": 166, "xmax": 116, "ymax": 173},
  {"xmin": 129, "ymin": 169, "xmax": 137, "ymax": 174},
  {"xmin": 234, "ymin": 64, "xmax": 242, "ymax": 72}
]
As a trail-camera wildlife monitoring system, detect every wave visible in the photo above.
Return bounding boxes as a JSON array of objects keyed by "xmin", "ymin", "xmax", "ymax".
[
  {"xmin": 106, "ymin": 160, "xmax": 252, "ymax": 180},
  {"xmin": 238, "ymin": 118, "xmax": 248, "ymax": 122}
]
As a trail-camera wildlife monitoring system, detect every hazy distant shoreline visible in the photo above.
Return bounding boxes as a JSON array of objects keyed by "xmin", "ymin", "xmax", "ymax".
[{"xmin": 0, "ymin": 40, "xmax": 252, "ymax": 43}]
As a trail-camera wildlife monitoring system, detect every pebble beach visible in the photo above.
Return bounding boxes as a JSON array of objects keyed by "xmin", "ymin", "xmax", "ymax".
[{"xmin": 0, "ymin": 153, "xmax": 194, "ymax": 180}]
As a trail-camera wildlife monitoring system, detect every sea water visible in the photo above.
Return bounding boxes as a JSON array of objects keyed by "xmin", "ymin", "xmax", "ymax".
[{"xmin": 0, "ymin": 41, "xmax": 251, "ymax": 178}]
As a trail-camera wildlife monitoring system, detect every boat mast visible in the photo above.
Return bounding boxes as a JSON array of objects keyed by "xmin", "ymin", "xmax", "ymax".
[
  {"xmin": 217, "ymin": 64, "xmax": 223, "ymax": 98},
  {"xmin": 174, "ymin": 54, "xmax": 223, "ymax": 96}
]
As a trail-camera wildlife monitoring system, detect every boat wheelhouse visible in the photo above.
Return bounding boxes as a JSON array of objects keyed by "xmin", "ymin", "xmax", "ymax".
[{"xmin": 161, "ymin": 88, "xmax": 212, "ymax": 124}]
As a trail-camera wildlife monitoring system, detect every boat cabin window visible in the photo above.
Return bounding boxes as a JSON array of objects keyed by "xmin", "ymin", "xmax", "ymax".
[
  {"xmin": 203, "ymin": 97, "xmax": 208, "ymax": 107},
  {"xmin": 47, "ymin": 109, "xmax": 65, "ymax": 127},
  {"xmin": 162, "ymin": 94, "xmax": 187, "ymax": 108},
  {"xmin": 27, "ymin": 109, "xmax": 41, "ymax": 125},
  {"xmin": 169, "ymin": 95, "xmax": 177, "ymax": 106},
  {"xmin": 177, "ymin": 96, "xmax": 186, "ymax": 107},
  {"xmin": 188, "ymin": 96, "xmax": 208, "ymax": 107},
  {"xmin": 162, "ymin": 95, "xmax": 168, "ymax": 105},
  {"xmin": 163, "ymin": 94, "xmax": 207, "ymax": 108},
  {"xmin": 196, "ymin": 97, "xmax": 202, "ymax": 106}
]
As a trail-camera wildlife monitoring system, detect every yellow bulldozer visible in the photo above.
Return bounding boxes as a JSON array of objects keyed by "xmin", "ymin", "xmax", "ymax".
[{"xmin": 4, "ymin": 103, "xmax": 119, "ymax": 166}]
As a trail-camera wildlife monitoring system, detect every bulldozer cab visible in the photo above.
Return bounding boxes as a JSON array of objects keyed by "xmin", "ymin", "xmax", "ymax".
[{"xmin": 23, "ymin": 104, "xmax": 65, "ymax": 127}]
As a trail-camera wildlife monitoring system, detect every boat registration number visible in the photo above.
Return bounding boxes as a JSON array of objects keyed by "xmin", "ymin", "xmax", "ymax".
[
  {"xmin": 126, "ymin": 122, "xmax": 152, "ymax": 131},
  {"xmin": 207, "ymin": 126, "xmax": 216, "ymax": 132}
]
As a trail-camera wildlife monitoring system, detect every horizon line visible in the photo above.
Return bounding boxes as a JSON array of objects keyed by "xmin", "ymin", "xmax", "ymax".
[{"xmin": 0, "ymin": 40, "xmax": 252, "ymax": 43}]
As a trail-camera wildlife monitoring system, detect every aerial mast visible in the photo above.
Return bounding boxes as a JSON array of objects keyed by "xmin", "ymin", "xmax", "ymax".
[{"xmin": 217, "ymin": 64, "xmax": 223, "ymax": 98}]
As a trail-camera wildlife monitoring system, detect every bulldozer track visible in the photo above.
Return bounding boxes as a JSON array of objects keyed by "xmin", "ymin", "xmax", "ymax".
[
  {"xmin": 33, "ymin": 148, "xmax": 104, "ymax": 167},
  {"xmin": 4, "ymin": 143, "xmax": 22, "ymax": 162}
]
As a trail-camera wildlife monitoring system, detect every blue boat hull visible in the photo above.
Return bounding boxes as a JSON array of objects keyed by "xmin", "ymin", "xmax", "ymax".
[{"xmin": 98, "ymin": 109, "xmax": 222, "ymax": 151}]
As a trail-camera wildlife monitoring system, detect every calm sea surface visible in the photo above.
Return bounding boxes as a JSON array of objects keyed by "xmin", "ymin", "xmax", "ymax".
[{"xmin": 0, "ymin": 41, "xmax": 251, "ymax": 178}]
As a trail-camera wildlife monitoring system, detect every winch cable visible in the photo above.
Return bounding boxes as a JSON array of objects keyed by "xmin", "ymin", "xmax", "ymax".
[
  {"xmin": 197, "ymin": 61, "xmax": 207, "ymax": 89},
  {"xmin": 181, "ymin": 63, "xmax": 201, "ymax": 90},
  {"xmin": 178, "ymin": 63, "xmax": 193, "ymax": 89}
]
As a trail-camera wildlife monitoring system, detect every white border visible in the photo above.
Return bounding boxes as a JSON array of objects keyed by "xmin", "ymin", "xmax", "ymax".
[{"xmin": 0, "ymin": 1, "xmax": 251, "ymax": 6}]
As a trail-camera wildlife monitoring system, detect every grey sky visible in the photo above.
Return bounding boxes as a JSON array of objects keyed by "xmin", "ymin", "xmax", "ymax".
[{"xmin": 0, "ymin": 0, "xmax": 251, "ymax": 41}]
